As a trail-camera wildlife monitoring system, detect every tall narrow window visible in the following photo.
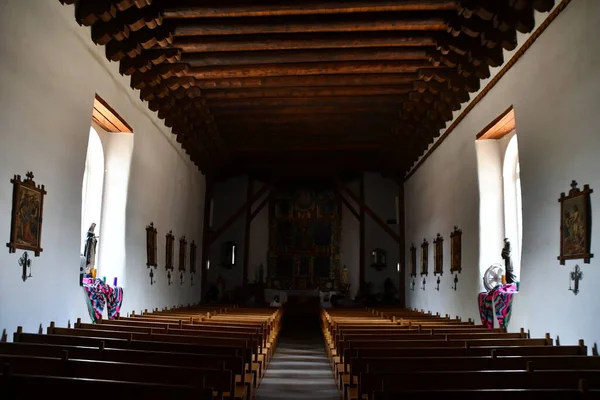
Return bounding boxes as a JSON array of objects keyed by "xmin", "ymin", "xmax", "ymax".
[
  {"xmin": 503, "ymin": 135, "xmax": 523, "ymax": 279},
  {"xmin": 476, "ymin": 106, "xmax": 522, "ymax": 288}
]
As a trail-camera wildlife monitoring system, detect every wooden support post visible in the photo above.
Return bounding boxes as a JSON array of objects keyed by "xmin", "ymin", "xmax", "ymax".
[
  {"xmin": 359, "ymin": 174, "xmax": 365, "ymax": 294},
  {"xmin": 208, "ymin": 179, "xmax": 276, "ymax": 246},
  {"xmin": 398, "ymin": 182, "xmax": 406, "ymax": 308},
  {"xmin": 250, "ymin": 192, "xmax": 271, "ymax": 221},
  {"xmin": 242, "ymin": 177, "xmax": 254, "ymax": 287},
  {"xmin": 200, "ymin": 177, "xmax": 214, "ymax": 299},
  {"xmin": 338, "ymin": 180, "xmax": 402, "ymax": 244}
]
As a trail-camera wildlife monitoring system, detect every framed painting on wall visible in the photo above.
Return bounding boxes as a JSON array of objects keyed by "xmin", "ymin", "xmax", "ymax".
[
  {"xmin": 189, "ymin": 240, "xmax": 197, "ymax": 274},
  {"xmin": 450, "ymin": 226, "xmax": 462, "ymax": 273},
  {"xmin": 179, "ymin": 236, "xmax": 187, "ymax": 272},
  {"xmin": 409, "ymin": 244, "xmax": 417, "ymax": 277},
  {"xmin": 433, "ymin": 233, "xmax": 443, "ymax": 275},
  {"xmin": 420, "ymin": 239, "xmax": 429, "ymax": 276},
  {"xmin": 7, "ymin": 172, "xmax": 47, "ymax": 257},
  {"xmin": 558, "ymin": 181, "xmax": 594, "ymax": 264},
  {"xmin": 146, "ymin": 222, "xmax": 158, "ymax": 268},
  {"xmin": 165, "ymin": 230, "xmax": 175, "ymax": 271}
]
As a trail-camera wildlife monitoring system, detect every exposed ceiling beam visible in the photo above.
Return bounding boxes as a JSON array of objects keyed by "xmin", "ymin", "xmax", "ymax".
[
  {"xmin": 182, "ymin": 48, "xmax": 430, "ymax": 67},
  {"xmin": 211, "ymin": 106, "xmax": 401, "ymax": 115},
  {"xmin": 173, "ymin": 15, "xmax": 449, "ymax": 36},
  {"xmin": 203, "ymin": 85, "xmax": 413, "ymax": 100},
  {"xmin": 174, "ymin": 32, "xmax": 438, "ymax": 52},
  {"xmin": 187, "ymin": 61, "xmax": 436, "ymax": 79},
  {"xmin": 195, "ymin": 74, "xmax": 418, "ymax": 89},
  {"xmin": 207, "ymin": 95, "xmax": 408, "ymax": 108},
  {"xmin": 164, "ymin": 1, "xmax": 459, "ymax": 19}
]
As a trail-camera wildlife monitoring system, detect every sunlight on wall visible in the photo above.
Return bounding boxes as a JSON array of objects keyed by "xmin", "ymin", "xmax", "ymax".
[
  {"xmin": 81, "ymin": 127, "xmax": 105, "ymax": 254},
  {"xmin": 476, "ymin": 140, "xmax": 505, "ymax": 291},
  {"xmin": 97, "ymin": 133, "xmax": 134, "ymax": 287}
]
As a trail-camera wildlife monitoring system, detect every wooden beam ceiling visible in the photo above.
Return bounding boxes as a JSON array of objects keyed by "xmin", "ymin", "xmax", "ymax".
[{"xmin": 59, "ymin": 0, "xmax": 556, "ymax": 178}]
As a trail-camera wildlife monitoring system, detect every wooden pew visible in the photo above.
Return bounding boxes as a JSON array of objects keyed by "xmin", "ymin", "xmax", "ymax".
[
  {"xmin": 0, "ymin": 341, "xmax": 248, "ymax": 398},
  {"xmin": 0, "ymin": 353, "xmax": 233, "ymax": 395},
  {"xmin": 0, "ymin": 372, "xmax": 214, "ymax": 399}
]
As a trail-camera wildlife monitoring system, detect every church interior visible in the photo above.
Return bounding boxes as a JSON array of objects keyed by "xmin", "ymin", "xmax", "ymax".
[{"xmin": 1, "ymin": 0, "xmax": 599, "ymax": 398}]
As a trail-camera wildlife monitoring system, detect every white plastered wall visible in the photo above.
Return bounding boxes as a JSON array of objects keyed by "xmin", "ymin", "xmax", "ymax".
[
  {"xmin": 405, "ymin": 0, "xmax": 600, "ymax": 349},
  {"xmin": 0, "ymin": 0, "xmax": 205, "ymax": 335}
]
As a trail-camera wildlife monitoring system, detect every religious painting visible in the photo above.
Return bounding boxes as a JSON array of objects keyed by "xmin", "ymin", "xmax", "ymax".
[
  {"xmin": 146, "ymin": 222, "xmax": 158, "ymax": 268},
  {"xmin": 434, "ymin": 233, "xmax": 443, "ymax": 276},
  {"xmin": 178, "ymin": 236, "xmax": 187, "ymax": 272},
  {"xmin": 450, "ymin": 226, "xmax": 462, "ymax": 273},
  {"xmin": 189, "ymin": 240, "xmax": 197, "ymax": 274},
  {"xmin": 409, "ymin": 244, "xmax": 417, "ymax": 277},
  {"xmin": 558, "ymin": 181, "xmax": 594, "ymax": 264},
  {"xmin": 165, "ymin": 230, "xmax": 175, "ymax": 271},
  {"xmin": 7, "ymin": 172, "xmax": 47, "ymax": 257},
  {"xmin": 420, "ymin": 238, "xmax": 429, "ymax": 276}
]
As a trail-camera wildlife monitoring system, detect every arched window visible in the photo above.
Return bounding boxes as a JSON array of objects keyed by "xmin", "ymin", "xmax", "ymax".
[
  {"xmin": 503, "ymin": 134, "xmax": 523, "ymax": 279},
  {"xmin": 81, "ymin": 127, "xmax": 105, "ymax": 257}
]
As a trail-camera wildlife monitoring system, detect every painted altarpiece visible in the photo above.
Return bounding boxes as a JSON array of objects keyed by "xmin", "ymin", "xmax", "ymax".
[{"xmin": 267, "ymin": 185, "xmax": 341, "ymax": 291}]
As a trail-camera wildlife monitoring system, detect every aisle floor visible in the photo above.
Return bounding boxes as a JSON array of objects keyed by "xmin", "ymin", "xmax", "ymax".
[{"xmin": 254, "ymin": 327, "xmax": 339, "ymax": 399}]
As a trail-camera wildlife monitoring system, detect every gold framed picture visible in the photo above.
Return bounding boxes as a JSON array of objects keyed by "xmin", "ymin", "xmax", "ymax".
[
  {"xmin": 558, "ymin": 181, "xmax": 594, "ymax": 264},
  {"xmin": 7, "ymin": 172, "xmax": 46, "ymax": 257}
]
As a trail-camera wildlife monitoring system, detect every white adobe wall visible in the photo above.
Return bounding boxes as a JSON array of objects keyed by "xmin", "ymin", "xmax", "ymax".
[
  {"xmin": 0, "ymin": 0, "xmax": 205, "ymax": 335},
  {"xmin": 405, "ymin": 0, "xmax": 600, "ymax": 350}
]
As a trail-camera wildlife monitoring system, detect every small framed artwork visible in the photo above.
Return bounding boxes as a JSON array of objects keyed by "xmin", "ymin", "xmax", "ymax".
[
  {"xmin": 178, "ymin": 236, "xmax": 187, "ymax": 272},
  {"xmin": 558, "ymin": 181, "xmax": 594, "ymax": 264},
  {"xmin": 7, "ymin": 172, "xmax": 47, "ymax": 256},
  {"xmin": 189, "ymin": 240, "xmax": 197, "ymax": 274},
  {"xmin": 433, "ymin": 233, "xmax": 443, "ymax": 276},
  {"xmin": 409, "ymin": 244, "xmax": 417, "ymax": 277},
  {"xmin": 450, "ymin": 226, "xmax": 462, "ymax": 273},
  {"xmin": 146, "ymin": 222, "xmax": 158, "ymax": 268},
  {"xmin": 420, "ymin": 238, "xmax": 429, "ymax": 276},
  {"xmin": 165, "ymin": 230, "xmax": 175, "ymax": 271}
]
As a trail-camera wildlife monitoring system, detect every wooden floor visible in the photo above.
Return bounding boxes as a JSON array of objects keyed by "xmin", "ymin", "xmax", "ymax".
[{"xmin": 255, "ymin": 314, "xmax": 338, "ymax": 400}]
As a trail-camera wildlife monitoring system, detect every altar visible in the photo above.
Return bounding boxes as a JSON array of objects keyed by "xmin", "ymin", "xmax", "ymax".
[{"xmin": 264, "ymin": 288, "xmax": 337, "ymax": 308}]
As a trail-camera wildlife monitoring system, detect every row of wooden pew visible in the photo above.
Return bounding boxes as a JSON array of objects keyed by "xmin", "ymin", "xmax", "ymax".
[
  {"xmin": 0, "ymin": 305, "xmax": 281, "ymax": 399},
  {"xmin": 322, "ymin": 307, "xmax": 600, "ymax": 399}
]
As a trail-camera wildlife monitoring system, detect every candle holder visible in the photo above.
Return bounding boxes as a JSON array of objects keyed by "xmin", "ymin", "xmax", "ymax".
[
  {"xmin": 19, "ymin": 251, "xmax": 32, "ymax": 282},
  {"xmin": 568, "ymin": 265, "xmax": 583, "ymax": 295},
  {"xmin": 451, "ymin": 274, "xmax": 458, "ymax": 291}
]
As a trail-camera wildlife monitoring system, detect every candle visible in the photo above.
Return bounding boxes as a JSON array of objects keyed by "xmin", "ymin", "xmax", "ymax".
[{"xmin": 113, "ymin": 277, "xmax": 118, "ymax": 286}]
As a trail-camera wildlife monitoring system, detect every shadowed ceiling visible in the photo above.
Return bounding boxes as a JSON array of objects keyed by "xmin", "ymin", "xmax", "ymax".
[{"xmin": 59, "ymin": 0, "xmax": 554, "ymax": 181}]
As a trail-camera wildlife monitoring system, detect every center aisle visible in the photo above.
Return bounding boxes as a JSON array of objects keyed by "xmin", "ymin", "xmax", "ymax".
[{"xmin": 255, "ymin": 308, "xmax": 339, "ymax": 400}]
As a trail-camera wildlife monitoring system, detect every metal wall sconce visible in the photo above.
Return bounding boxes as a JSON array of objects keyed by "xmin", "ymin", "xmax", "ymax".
[
  {"xmin": 167, "ymin": 270, "xmax": 173, "ymax": 285},
  {"xmin": 410, "ymin": 279, "xmax": 416, "ymax": 291},
  {"xmin": 19, "ymin": 252, "xmax": 32, "ymax": 282},
  {"xmin": 149, "ymin": 269, "xmax": 155, "ymax": 285},
  {"xmin": 451, "ymin": 274, "xmax": 458, "ymax": 291},
  {"xmin": 569, "ymin": 265, "xmax": 583, "ymax": 295},
  {"xmin": 421, "ymin": 277, "xmax": 426, "ymax": 291},
  {"xmin": 435, "ymin": 276, "xmax": 441, "ymax": 291}
]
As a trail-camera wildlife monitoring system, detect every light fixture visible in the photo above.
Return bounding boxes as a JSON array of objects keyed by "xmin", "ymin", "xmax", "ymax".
[
  {"xmin": 397, "ymin": 262, "xmax": 401, "ymax": 272},
  {"xmin": 207, "ymin": 260, "xmax": 210, "ymax": 270}
]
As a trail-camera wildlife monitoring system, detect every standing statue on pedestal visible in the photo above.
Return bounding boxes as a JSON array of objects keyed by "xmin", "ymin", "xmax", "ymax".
[{"xmin": 501, "ymin": 238, "xmax": 517, "ymax": 284}]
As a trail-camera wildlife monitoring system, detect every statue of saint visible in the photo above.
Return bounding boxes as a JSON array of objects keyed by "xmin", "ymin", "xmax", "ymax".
[{"xmin": 501, "ymin": 238, "xmax": 517, "ymax": 284}]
